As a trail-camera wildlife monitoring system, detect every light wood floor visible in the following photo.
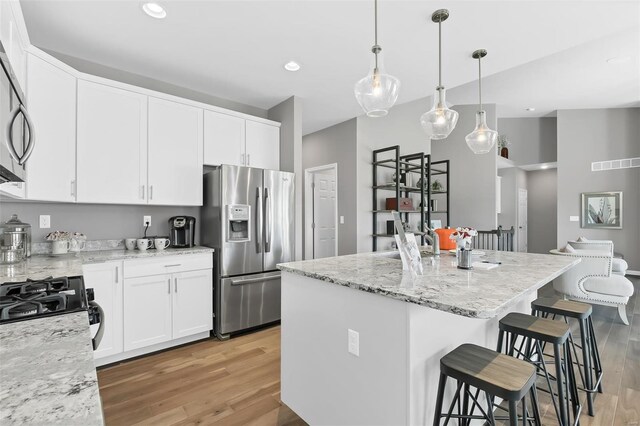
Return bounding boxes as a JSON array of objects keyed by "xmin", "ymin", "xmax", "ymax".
[{"xmin": 98, "ymin": 278, "xmax": 639, "ymax": 426}]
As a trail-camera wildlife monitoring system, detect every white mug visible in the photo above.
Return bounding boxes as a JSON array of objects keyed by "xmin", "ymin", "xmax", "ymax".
[
  {"xmin": 154, "ymin": 238, "xmax": 170, "ymax": 250},
  {"xmin": 125, "ymin": 238, "xmax": 137, "ymax": 251},
  {"xmin": 69, "ymin": 239, "xmax": 86, "ymax": 252},
  {"xmin": 136, "ymin": 238, "xmax": 150, "ymax": 251},
  {"xmin": 51, "ymin": 240, "xmax": 69, "ymax": 255}
]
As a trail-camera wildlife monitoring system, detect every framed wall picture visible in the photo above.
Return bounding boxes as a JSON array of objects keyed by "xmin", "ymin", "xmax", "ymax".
[{"xmin": 581, "ymin": 191, "xmax": 622, "ymax": 229}]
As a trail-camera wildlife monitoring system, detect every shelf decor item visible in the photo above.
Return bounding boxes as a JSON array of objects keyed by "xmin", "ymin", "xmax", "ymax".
[
  {"xmin": 450, "ymin": 227, "xmax": 478, "ymax": 269},
  {"xmin": 420, "ymin": 9, "xmax": 459, "ymax": 139},
  {"xmin": 354, "ymin": 0, "xmax": 400, "ymax": 117},
  {"xmin": 581, "ymin": 191, "xmax": 622, "ymax": 229},
  {"xmin": 497, "ymin": 135, "xmax": 510, "ymax": 159},
  {"xmin": 465, "ymin": 50, "xmax": 498, "ymax": 154},
  {"xmin": 431, "ymin": 179, "xmax": 444, "ymax": 191}
]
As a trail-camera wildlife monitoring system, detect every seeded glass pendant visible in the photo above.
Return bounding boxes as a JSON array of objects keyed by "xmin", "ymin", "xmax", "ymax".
[
  {"xmin": 420, "ymin": 9, "xmax": 458, "ymax": 139},
  {"xmin": 465, "ymin": 49, "xmax": 498, "ymax": 154},
  {"xmin": 354, "ymin": 0, "xmax": 400, "ymax": 117}
]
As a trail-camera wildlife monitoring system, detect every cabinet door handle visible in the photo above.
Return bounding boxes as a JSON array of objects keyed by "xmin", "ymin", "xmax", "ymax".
[
  {"xmin": 115, "ymin": 266, "xmax": 118, "ymax": 283},
  {"xmin": 168, "ymin": 278, "xmax": 171, "ymax": 294},
  {"xmin": 241, "ymin": 153, "xmax": 245, "ymax": 165},
  {"xmin": 174, "ymin": 277, "xmax": 178, "ymax": 293},
  {"xmin": 164, "ymin": 264, "xmax": 181, "ymax": 268},
  {"xmin": 70, "ymin": 180, "xmax": 76, "ymax": 197},
  {"xmin": 150, "ymin": 185, "xmax": 153, "ymax": 200},
  {"xmin": 247, "ymin": 154, "xmax": 250, "ymax": 166},
  {"xmin": 141, "ymin": 185, "xmax": 145, "ymax": 200}
]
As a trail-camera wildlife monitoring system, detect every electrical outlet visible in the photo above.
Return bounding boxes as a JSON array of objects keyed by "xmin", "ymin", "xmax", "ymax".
[
  {"xmin": 39, "ymin": 215, "xmax": 51, "ymax": 229},
  {"xmin": 143, "ymin": 215, "xmax": 152, "ymax": 226},
  {"xmin": 348, "ymin": 329, "xmax": 359, "ymax": 357},
  {"xmin": 569, "ymin": 216, "xmax": 579, "ymax": 222}
]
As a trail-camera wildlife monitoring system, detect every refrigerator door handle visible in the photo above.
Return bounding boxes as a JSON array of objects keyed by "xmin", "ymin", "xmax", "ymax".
[
  {"xmin": 256, "ymin": 187, "xmax": 262, "ymax": 253},
  {"xmin": 264, "ymin": 188, "xmax": 271, "ymax": 252},
  {"xmin": 230, "ymin": 275, "xmax": 280, "ymax": 286}
]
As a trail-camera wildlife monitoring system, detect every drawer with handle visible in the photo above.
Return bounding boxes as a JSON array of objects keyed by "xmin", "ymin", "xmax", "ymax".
[{"xmin": 124, "ymin": 253, "xmax": 213, "ymax": 278}]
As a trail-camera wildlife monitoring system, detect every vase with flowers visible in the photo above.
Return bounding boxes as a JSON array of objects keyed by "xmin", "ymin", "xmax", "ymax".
[{"xmin": 450, "ymin": 227, "xmax": 477, "ymax": 269}]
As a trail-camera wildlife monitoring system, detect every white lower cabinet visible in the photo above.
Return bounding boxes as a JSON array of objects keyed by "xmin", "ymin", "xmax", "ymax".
[
  {"xmin": 172, "ymin": 269, "xmax": 213, "ymax": 338},
  {"xmin": 82, "ymin": 261, "xmax": 123, "ymax": 359},
  {"xmin": 123, "ymin": 274, "xmax": 173, "ymax": 351}
]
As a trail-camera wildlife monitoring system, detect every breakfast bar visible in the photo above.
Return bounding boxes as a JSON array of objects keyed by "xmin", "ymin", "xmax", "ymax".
[{"xmin": 278, "ymin": 250, "xmax": 580, "ymax": 426}]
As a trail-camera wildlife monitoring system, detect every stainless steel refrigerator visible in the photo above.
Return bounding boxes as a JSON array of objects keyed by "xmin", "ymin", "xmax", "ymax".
[{"xmin": 202, "ymin": 165, "xmax": 294, "ymax": 339}]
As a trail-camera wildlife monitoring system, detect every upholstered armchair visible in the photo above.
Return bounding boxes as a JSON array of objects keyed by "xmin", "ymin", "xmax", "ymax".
[
  {"xmin": 550, "ymin": 249, "xmax": 634, "ymax": 325},
  {"xmin": 568, "ymin": 239, "xmax": 628, "ymax": 276}
]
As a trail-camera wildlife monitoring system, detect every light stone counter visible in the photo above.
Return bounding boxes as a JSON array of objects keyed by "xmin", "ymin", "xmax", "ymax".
[
  {"xmin": 0, "ymin": 312, "xmax": 104, "ymax": 425},
  {"xmin": 278, "ymin": 250, "xmax": 580, "ymax": 319},
  {"xmin": 0, "ymin": 246, "xmax": 214, "ymax": 282}
]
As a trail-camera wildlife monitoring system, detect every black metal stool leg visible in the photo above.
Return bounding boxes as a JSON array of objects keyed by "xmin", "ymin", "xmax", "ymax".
[
  {"xmin": 530, "ymin": 384, "xmax": 542, "ymax": 425},
  {"xmin": 433, "ymin": 373, "xmax": 447, "ymax": 426},
  {"xmin": 579, "ymin": 317, "xmax": 594, "ymax": 416},
  {"xmin": 509, "ymin": 400, "xmax": 519, "ymax": 426},
  {"xmin": 588, "ymin": 317, "xmax": 603, "ymax": 394},
  {"xmin": 554, "ymin": 343, "xmax": 569, "ymax": 425},
  {"xmin": 485, "ymin": 391, "xmax": 496, "ymax": 424}
]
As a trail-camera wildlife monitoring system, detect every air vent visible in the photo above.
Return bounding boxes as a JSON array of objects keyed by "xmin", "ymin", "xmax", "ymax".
[{"xmin": 592, "ymin": 157, "xmax": 640, "ymax": 172}]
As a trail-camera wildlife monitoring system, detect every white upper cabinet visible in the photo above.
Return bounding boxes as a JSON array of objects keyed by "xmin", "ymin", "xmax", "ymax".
[
  {"xmin": 148, "ymin": 97, "xmax": 203, "ymax": 206},
  {"xmin": 76, "ymin": 80, "xmax": 148, "ymax": 204},
  {"xmin": 26, "ymin": 53, "xmax": 77, "ymax": 202},
  {"xmin": 0, "ymin": 1, "xmax": 27, "ymax": 88},
  {"xmin": 203, "ymin": 111, "xmax": 245, "ymax": 167},
  {"xmin": 204, "ymin": 111, "xmax": 280, "ymax": 170},
  {"xmin": 245, "ymin": 120, "xmax": 280, "ymax": 170}
]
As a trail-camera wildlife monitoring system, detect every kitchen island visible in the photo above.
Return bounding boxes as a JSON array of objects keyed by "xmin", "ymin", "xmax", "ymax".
[{"xmin": 278, "ymin": 250, "xmax": 579, "ymax": 426}]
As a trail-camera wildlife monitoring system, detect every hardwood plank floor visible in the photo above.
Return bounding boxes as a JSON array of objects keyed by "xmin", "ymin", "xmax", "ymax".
[{"xmin": 98, "ymin": 277, "xmax": 639, "ymax": 425}]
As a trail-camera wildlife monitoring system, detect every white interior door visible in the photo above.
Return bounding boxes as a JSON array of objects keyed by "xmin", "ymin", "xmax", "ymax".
[
  {"xmin": 518, "ymin": 188, "xmax": 528, "ymax": 252},
  {"xmin": 312, "ymin": 170, "xmax": 337, "ymax": 259}
]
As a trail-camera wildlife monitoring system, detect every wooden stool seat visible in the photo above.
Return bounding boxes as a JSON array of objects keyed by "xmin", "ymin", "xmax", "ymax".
[
  {"xmin": 499, "ymin": 312, "xmax": 570, "ymax": 345},
  {"xmin": 531, "ymin": 297, "xmax": 592, "ymax": 319}
]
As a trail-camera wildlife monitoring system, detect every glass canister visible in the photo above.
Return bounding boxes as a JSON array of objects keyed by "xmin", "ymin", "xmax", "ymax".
[{"xmin": 1, "ymin": 214, "xmax": 32, "ymax": 258}]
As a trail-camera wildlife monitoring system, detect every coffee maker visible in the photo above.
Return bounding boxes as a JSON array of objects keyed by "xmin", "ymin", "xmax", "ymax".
[{"xmin": 169, "ymin": 216, "xmax": 196, "ymax": 248}]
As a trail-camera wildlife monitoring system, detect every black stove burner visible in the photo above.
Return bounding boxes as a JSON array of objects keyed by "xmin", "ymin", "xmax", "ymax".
[{"xmin": 0, "ymin": 276, "xmax": 87, "ymax": 324}]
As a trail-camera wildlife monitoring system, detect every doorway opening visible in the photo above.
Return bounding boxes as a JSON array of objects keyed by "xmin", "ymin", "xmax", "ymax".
[{"xmin": 304, "ymin": 164, "xmax": 338, "ymax": 260}]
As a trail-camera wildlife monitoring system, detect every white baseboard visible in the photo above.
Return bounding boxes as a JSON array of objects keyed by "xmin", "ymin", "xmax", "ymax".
[{"xmin": 626, "ymin": 270, "xmax": 640, "ymax": 277}]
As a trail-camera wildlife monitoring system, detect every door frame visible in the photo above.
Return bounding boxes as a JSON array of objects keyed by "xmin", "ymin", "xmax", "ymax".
[
  {"xmin": 517, "ymin": 188, "xmax": 528, "ymax": 252},
  {"xmin": 304, "ymin": 163, "xmax": 338, "ymax": 260}
]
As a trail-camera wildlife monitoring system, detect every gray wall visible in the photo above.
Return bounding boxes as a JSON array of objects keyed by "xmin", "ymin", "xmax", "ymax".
[
  {"xmin": 302, "ymin": 118, "xmax": 357, "ymax": 256},
  {"xmin": 527, "ymin": 169, "xmax": 557, "ymax": 254},
  {"xmin": 497, "ymin": 118, "xmax": 557, "ymax": 165},
  {"xmin": 268, "ymin": 96, "xmax": 303, "ymax": 260},
  {"xmin": 1, "ymin": 202, "xmax": 199, "ymax": 242},
  {"xmin": 430, "ymin": 104, "xmax": 499, "ymax": 231},
  {"xmin": 45, "ymin": 49, "xmax": 268, "ymax": 118},
  {"xmin": 557, "ymin": 108, "xmax": 640, "ymax": 269}
]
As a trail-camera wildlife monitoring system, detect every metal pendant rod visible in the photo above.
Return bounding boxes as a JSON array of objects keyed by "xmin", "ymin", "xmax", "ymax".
[
  {"xmin": 374, "ymin": 0, "xmax": 379, "ymax": 70},
  {"xmin": 478, "ymin": 55, "xmax": 482, "ymax": 111},
  {"xmin": 438, "ymin": 18, "xmax": 442, "ymax": 87}
]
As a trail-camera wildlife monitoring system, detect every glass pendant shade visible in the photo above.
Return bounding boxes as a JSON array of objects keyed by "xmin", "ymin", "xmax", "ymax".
[
  {"xmin": 465, "ymin": 110, "xmax": 498, "ymax": 154},
  {"xmin": 420, "ymin": 86, "xmax": 458, "ymax": 139},
  {"xmin": 354, "ymin": 54, "xmax": 400, "ymax": 117}
]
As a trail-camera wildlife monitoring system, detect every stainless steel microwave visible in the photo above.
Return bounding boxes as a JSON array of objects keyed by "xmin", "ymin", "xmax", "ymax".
[{"xmin": 0, "ymin": 39, "xmax": 34, "ymax": 183}]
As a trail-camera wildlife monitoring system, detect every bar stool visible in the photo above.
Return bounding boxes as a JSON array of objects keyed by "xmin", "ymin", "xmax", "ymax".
[
  {"xmin": 532, "ymin": 297, "xmax": 603, "ymax": 416},
  {"xmin": 433, "ymin": 343, "xmax": 542, "ymax": 426},
  {"xmin": 497, "ymin": 313, "xmax": 582, "ymax": 426}
]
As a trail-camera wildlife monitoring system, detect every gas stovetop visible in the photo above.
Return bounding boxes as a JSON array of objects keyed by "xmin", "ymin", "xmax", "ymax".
[{"xmin": 0, "ymin": 276, "xmax": 89, "ymax": 323}]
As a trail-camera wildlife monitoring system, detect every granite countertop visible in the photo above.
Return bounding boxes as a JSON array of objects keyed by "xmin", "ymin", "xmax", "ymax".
[
  {"xmin": 0, "ymin": 312, "xmax": 104, "ymax": 425},
  {"xmin": 0, "ymin": 246, "xmax": 215, "ymax": 282},
  {"xmin": 278, "ymin": 250, "xmax": 580, "ymax": 319}
]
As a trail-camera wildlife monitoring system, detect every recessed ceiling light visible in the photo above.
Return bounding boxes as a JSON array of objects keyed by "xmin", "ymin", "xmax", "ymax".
[
  {"xmin": 526, "ymin": 107, "xmax": 536, "ymax": 112},
  {"xmin": 142, "ymin": 2, "xmax": 166, "ymax": 19},
  {"xmin": 540, "ymin": 164, "xmax": 549, "ymax": 169},
  {"xmin": 606, "ymin": 56, "xmax": 631, "ymax": 64},
  {"xmin": 284, "ymin": 61, "xmax": 301, "ymax": 72}
]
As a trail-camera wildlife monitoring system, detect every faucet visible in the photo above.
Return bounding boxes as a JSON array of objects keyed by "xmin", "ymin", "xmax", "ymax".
[{"xmin": 424, "ymin": 226, "xmax": 440, "ymax": 256}]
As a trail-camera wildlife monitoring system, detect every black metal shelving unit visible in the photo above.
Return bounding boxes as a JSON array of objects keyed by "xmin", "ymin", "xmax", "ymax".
[
  {"xmin": 373, "ymin": 146, "xmax": 451, "ymax": 251},
  {"xmin": 429, "ymin": 159, "xmax": 450, "ymax": 228}
]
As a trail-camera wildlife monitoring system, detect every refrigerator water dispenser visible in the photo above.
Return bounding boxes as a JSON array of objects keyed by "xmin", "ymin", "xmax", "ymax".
[{"xmin": 226, "ymin": 205, "xmax": 250, "ymax": 242}]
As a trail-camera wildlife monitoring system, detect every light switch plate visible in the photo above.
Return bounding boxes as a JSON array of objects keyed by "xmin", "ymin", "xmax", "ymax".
[
  {"xmin": 340, "ymin": 216, "xmax": 345, "ymax": 225},
  {"xmin": 569, "ymin": 216, "xmax": 579, "ymax": 222},
  {"xmin": 348, "ymin": 329, "xmax": 359, "ymax": 357},
  {"xmin": 39, "ymin": 215, "xmax": 51, "ymax": 229}
]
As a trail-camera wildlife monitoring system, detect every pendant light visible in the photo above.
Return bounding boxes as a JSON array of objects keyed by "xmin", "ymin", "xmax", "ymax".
[
  {"xmin": 420, "ymin": 9, "xmax": 458, "ymax": 139},
  {"xmin": 465, "ymin": 49, "xmax": 498, "ymax": 154},
  {"xmin": 354, "ymin": 0, "xmax": 400, "ymax": 117}
]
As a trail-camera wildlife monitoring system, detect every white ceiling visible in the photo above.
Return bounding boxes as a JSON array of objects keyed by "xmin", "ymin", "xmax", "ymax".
[{"xmin": 20, "ymin": 0, "xmax": 640, "ymax": 135}]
